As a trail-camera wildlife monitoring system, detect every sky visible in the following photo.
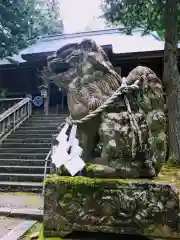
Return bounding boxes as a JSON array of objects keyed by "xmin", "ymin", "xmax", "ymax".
[{"xmin": 60, "ymin": 0, "xmax": 106, "ymax": 33}]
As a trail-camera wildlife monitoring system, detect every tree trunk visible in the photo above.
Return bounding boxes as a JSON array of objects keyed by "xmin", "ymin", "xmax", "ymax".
[{"xmin": 163, "ymin": 0, "xmax": 180, "ymax": 162}]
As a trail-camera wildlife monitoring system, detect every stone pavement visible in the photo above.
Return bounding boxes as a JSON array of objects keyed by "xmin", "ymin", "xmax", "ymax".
[
  {"xmin": 0, "ymin": 192, "xmax": 43, "ymax": 239},
  {"xmin": 0, "ymin": 219, "xmax": 36, "ymax": 240},
  {"xmin": 0, "ymin": 217, "xmax": 23, "ymax": 238},
  {"xmin": 0, "ymin": 192, "xmax": 43, "ymax": 210}
]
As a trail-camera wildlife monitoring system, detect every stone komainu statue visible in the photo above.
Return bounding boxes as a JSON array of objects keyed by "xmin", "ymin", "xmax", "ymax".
[{"xmin": 47, "ymin": 39, "xmax": 167, "ymax": 178}]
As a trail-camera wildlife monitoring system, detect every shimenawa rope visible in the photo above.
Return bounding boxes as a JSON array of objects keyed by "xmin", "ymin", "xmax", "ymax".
[{"xmin": 66, "ymin": 77, "xmax": 139, "ymax": 125}]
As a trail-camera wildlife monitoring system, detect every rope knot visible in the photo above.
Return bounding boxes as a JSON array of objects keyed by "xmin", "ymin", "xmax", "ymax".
[
  {"xmin": 58, "ymin": 77, "xmax": 142, "ymax": 158},
  {"xmin": 65, "ymin": 116, "xmax": 74, "ymax": 126}
]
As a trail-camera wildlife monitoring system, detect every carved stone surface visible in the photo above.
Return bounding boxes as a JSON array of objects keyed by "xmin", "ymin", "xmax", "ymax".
[
  {"xmin": 47, "ymin": 39, "xmax": 167, "ymax": 178},
  {"xmin": 44, "ymin": 39, "xmax": 178, "ymax": 240},
  {"xmin": 43, "ymin": 171, "xmax": 180, "ymax": 239}
]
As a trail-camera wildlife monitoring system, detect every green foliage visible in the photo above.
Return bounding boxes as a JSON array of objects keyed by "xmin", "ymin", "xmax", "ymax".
[
  {"xmin": 102, "ymin": 0, "xmax": 180, "ymax": 39},
  {"xmin": 0, "ymin": 1, "xmax": 29, "ymax": 57},
  {"xmin": 0, "ymin": 0, "xmax": 63, "ymax": 58},
  {"xmin": 26, "ymin": 0, "xmax": 64, "ymax": 38}
]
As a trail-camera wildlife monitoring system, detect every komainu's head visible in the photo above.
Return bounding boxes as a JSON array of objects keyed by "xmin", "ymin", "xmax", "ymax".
[
  {"xmin": 47, "ymin": 39, "xmax": 116, "ymax": 91},
  {"xmin": 47, "ymin": 39, "xmax": 121, "ymax": 119}
]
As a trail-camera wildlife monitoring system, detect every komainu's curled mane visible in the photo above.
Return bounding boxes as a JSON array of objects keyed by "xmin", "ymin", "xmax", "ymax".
[
  {"xmin": 47, "ymin": 39, "xmax": 121, "ymax": 119},
  {"xmin": 47, "ymin": 39, "xmax": 167, "ymax": 179}
]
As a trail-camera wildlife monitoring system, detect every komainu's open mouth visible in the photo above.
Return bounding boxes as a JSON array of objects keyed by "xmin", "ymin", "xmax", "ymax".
[
  {"xmin": 48, "ymin": 42, "xmax": 81, "ymax": 74},
  {"xmin": 49, "ymin": 58, "xmax": 71, "ymax": 74}
]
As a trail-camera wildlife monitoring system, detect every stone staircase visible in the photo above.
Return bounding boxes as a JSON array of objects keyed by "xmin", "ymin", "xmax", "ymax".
[{"xmin": 0, "ymin": 112, "xmax": 67, "ymax": 193}]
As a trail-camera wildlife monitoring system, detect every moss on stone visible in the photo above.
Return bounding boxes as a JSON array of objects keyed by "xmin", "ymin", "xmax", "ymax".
[
  {"xmin": 46, "ymin": 162, "xmax": 180, "ymax": 191},
  {"xmin": 46, "ymin": 174, "xmax": 136, "ymax": 185},
  {"xmin": 22, "ymin": 223, "xmax": 63, "ymax": 240},
  {"xmin": 166, "ymin": 156, "xmax": 180, "ymax": 167},
  {"xmin": 155, "ymin": 164, "xmax": 180, "ymax": 190},
  {"xmin": 44, "ymin": 163, "xmax": 180, "ymax": 239},
  {"xmin": 56, "ymin": 163, "xmax": 108, "ymax": 177},
  {"xmin": 39, "ymin": 228, "xmax": 63, "ymax": 240},
  {"xmin": 85, "ymin": 163, "xmax": 97, "ymax": 173},
  {"xmin": 144, "ymin": 224, "xmax": 180, "ymax": 239},
  {"xmin": 143, "ymin": 224, "xmax": 157, "ymax": 235}
]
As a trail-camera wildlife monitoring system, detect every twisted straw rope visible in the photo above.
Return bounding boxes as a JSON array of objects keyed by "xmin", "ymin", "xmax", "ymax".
[
  {"xmin": 59, "ymin": 77, "xmax": 143, "ymax": 156},
  {"xmin": 67, "ymin": 78, "xmax": 139, "ymax": 125}
]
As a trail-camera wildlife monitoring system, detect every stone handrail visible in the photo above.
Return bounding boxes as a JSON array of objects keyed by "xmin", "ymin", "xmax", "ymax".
[
  {"xmin": 42, "ymin": 149, "xmax": 52, "ymax": 195},
  {"xmin": 0, "ymin": 98, "xmax": 23, "ymax": 115},
  {"xmin": 0, "ymin": 97, "xmax": 32, "ymax": 142}
]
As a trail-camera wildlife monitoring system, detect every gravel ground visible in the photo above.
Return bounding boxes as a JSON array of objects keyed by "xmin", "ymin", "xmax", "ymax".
[
  {"xmin": 0, "ymin": 192, "xmax": 43, "ymax": 210},
  {"xmin": 0, "ymin": 216, "xmax": 23, "ymax": 238}
]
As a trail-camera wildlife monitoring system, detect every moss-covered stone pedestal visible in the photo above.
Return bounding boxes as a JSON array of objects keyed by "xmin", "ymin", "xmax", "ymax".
[{"xmin": 43, "ymin": 166, "xmax": 180, "ymax": 240}]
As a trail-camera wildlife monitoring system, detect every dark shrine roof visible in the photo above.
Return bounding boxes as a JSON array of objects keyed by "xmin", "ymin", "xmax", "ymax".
[{"xmin": 0, "ymin": 28, "xmax": 166, "ymax": 65}]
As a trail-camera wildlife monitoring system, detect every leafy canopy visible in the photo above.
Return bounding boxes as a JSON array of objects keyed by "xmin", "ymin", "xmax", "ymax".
[
  {"xmin": 102, "ymin": 0, "xmax": 180, "ymax": 39},
  {"xmin": 0, "ymin": 1, "xmax": 29, "ymax": 57},
  {"xmin": 27, "ymin": 0, "xmax": 64, "ymax": 38},
  {"xmin": 0, "ymin": 0, "xmax": 63, "ymax": 58}
]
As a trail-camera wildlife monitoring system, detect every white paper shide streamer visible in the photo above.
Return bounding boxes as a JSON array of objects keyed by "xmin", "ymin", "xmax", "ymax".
[{"xmin": 51, "ymin": 123, "xmax": 85, "ymax": 176}]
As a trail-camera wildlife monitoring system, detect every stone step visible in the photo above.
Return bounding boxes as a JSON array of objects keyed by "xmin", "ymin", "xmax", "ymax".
[
  {"xmin": 29, "ymin": 119, "xmax": 66, "ymax": 123},
  {"xmin": 0, "ymin": 153, "xmax": 47, "ymax": 159},
  {"xmin": 15, "ymin": 129, "xmax": 58, "ymax": 134},
  {"xmin": 31, "ymin": 116, "xmax": 66, "ymax": 120},
  {"xmin": 32, "ymin": 112, "xmax": 67, "ymax": 115},
  {"xmin": 1, "ymin": 143, "xmax": 51, "ymax": 149},
  {"xmin": 0, "ymin": 165, "xmax": 51, "ymax": 174},
  {"xmin": 4, "ymin": 138, "xmax": 52, "ymax": 144},
  {"xmin": 0, "ymin": 181, "xmax": 43, "ymax": 193},
  {"xmin": 32, "ymin": 113, "xmax": 63, "ymax": 116},
  {"xmin": 0, "ymin": 208, "xmax": 43, "ymax": 221},
  {"xmin": 29, "ymin": 119, "xmax": 63, "ymax": 123},
  {"xmin": 18, "ymin": 126, "xmax": 58, "ymax": 131},
  {"xmin": 9, "ymin": 133, "xmax": 53, "ymax": 139},
  {"xmin": 28, "ymin": 115, "xmax": 65, "ymax": 121},
  {"xmin": 0, "ymin": 159, "xmax": 51, "ymax": 166},
  {"xmin": 0, "ymin": 148, "xmax": 49, "ymax": 153},
  {"xmin": 0, "ymin": 173, "xmax": 44, "ymax": 182},
  {"xmin": 29, "ymin": 116, "xmax": 66, "ymax": 120},
  {"xmin": 31, "ymin": 115, "xmax": 61, "ymax": 118},
  {"xmin": 22, "ymin": 122, "xmax": 61, "ymax": 128}
]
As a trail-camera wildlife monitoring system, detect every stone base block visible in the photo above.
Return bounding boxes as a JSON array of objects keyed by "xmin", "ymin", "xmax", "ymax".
[{"xmin": 43, "ymin": 174, "xmax": 180, "ymax": 239}]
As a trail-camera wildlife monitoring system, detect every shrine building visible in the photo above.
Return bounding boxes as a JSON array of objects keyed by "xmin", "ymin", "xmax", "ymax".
[{"xmin": 0, "ymin": 28, "xmax": 175, "ymax": 113}]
